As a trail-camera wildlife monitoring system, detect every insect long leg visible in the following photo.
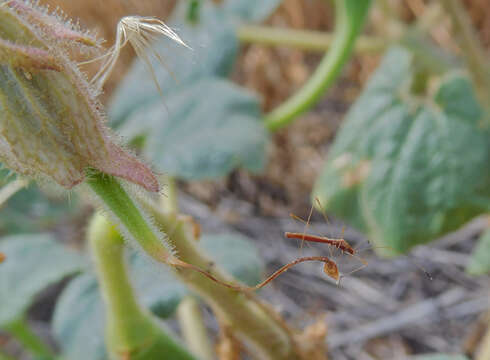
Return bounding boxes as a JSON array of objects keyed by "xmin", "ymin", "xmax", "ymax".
[
  {"xmin": 301, "ymin": 203, "xmax": 314, "ymax": 251},
  {"xmin": 338, "ymin": 263, "xmax": 368, "ymax": 285},
  {"xmin": 170, "ymin": 256, "xmax": 340, "ymax": 292}
]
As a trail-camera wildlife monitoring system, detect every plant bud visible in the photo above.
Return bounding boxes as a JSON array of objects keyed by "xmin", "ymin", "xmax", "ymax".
[{"xmin": 0, "ymin": 1, "xmax": 159, "ymax": 192}]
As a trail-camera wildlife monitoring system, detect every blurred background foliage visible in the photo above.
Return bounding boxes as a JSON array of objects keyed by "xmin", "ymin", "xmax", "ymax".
[{"xmin": 1, "ymin": 0, "xmax": 489, "ymax": 359}]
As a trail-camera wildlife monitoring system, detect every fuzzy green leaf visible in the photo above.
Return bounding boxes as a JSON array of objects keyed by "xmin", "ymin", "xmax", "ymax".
[
  {"xmin": 128, "ymin": 253, "xmax": 188, "ymax": 318},
  {"xmin": 0, "ymin": 234, "xmax": 85, "ymax": 326},
  {"xmin": 118, "ymin": 78, "xmax": 267, "ymax": 179},
  {"xmin": 52, "ymin": 275, "xmax": 106, "ymax": 360},
  {"xmin": 466, "ymin": 229, "xmax": 490, "ymax": 275},
  {"xmin": 200, "ymin": 233, "xmax": 265, "ymax": 286},
  {"xmin": 313, "ymin": 47, "xmax": 490, "ymax": 253},
  {"xmin": 0, "ymin": 170, "xmax": 79, "ymax": 234}
]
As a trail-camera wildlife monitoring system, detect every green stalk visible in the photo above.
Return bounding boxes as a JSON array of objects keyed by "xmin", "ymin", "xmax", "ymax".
[
  {"xmin": 88, "ymin": 213, "xmax": 196, "ymax": 360},
  {"xmin": 237, "ymin": 25, "xmax": 386, "ymax": 53},
  {"xmin": 138, "ymin": 198, "xmax": 316, "ymax": 360},
  {"xmin": 160, "ymin": 176, "xmax": 179, "ymax": 213},
  {"xmin": 85, "ymin": 170, "xmax": 170, "ymax": 263},
  {"xmin": 177, "ymin": 297, "xmax": 215, "ymax": 360},
  {"xmin": 264, "ymin": 0, "xmax": 372, "ymax": 131},
  {"xmin": 85, "ymin": 171, "xmax": 313, "ymax": 358},
  {"xmin": 162, "ymin": 180, "xmax": 215, "ymax": 359},
  {"xmin": 6, "ymin": 317, "xmax": 53, "ymax": 359}
]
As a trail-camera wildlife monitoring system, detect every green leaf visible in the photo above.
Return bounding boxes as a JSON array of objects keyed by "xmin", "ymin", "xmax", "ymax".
[
  {"xmin": 200, "ymin": 233, "xmax": 265, "ymax": 286},
  {"xmin": 221, "ymin": 0, "xmax": 281, "ymax": 22},
  {"xmin": 109, "ymin": 4, "xmax": 238, "ymax": 128},
  {"xmin": 466, "ymin": 229, "xmax": 490, "ymax": 275},
  {"xmin": 0, "ymin": 234, "xmax": 85, "ymax": 326},
  {"xmin": 52, "ymin": 274, "xmax": 107, "ymax": 360},
  {"xmin": 128, "ymin": 252, "xmax": 189, "ymax": 318},
  {"xmin": 411, "ymin": 354, "xmax": 469, "ymax": 360},
  {"xmin": 53, "ymin": 232, "xmax": 263, "ymax": 359},
  {"xmin": 313, "ymin": 47, "xmax": 490, "ymax": 253},
  {"xmin": 118, "ymin": 78, "xmax": 267, "ymax": 179},
  {"xmin": 0, "ymin": 171, "xmax": 78, "ymax": 235}
]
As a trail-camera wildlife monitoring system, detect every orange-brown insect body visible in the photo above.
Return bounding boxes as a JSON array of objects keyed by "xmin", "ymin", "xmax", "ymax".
[{"xmin": 285, "ymin": 232, "xmax": 354, "ymax": 255}]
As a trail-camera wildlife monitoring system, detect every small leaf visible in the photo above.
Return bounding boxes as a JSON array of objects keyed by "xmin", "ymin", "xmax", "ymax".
[
  {"xmin": 119, "ymin": 78, "xmax": 267, "ymax": 179},
  {"xmin": 0, "ymin": 234, "xmax": 86, "ymax": 326},
  {"xmin": 0, "ymin": 169, "xmax": 79, "ymax": 234},
  {"xmin": 466, "ymin": 229, "xmax": 490, "ymax": 275},
  {"xmin": 313, "ymin": 47, "xmax": 490, "ymax": 253}
]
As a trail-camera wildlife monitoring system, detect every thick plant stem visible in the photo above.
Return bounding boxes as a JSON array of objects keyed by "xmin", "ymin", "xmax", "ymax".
[
  {"xmin": 139, "ymin": 198, "xmax": 322, "ymax": 360},
  {"xmin": 237, "ymin": 25, "xmax": 386, "ymax": 53},
  {"xmin": 6, "ymin": 317, "xmax": 53, "ymax": 358},
  {"xmin": 177, "ymin": 297, "xmax": 216, "ymax": 360},
  {"xmin": 264, "ymin": 0, "xmax": 372, "ymax": 131},
  {"xmin": 86, "ymin": 170, "xmax": 171, "ymax": 263},
  {"xmin": 88, "ymin": 213, "xmax": 196, "ymax": 360},
  {"xmin": 85, "ymin": 171, "xmax": 314, "ymax": 359}
]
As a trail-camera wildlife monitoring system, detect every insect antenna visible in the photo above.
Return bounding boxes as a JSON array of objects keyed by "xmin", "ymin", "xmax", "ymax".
[{"xmin": 354, "ymin": 240, "xmax": 433, "ymax": 280}]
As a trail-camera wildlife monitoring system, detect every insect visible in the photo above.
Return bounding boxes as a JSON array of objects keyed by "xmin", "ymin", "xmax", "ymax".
[
  {"xmin": 285, "ymin": 232, "xmax": 355, "ymax": 256},
  {"xmin": 0, "ymin": 252, "xmax": 5, "ymax": 263},
  {"xmin": 287, "ymin": 198, "xmax": 367, "ymax": 264},
  {"xmin": 286, "ymin": 198, "xmax": 432, "ymax": 281}
]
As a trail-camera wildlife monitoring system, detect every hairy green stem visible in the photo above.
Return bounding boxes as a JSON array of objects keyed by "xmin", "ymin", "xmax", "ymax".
[
  {"xmin": 138, "ymin": 198, "xmax": 312, "ymax": 360},
  {"xmin": 86, "ymin": 170, "xmax": 170, "ymax": 263},
  {"xmin": 264, "ymin": 0, "xmax": 372, "ymax": 131},
  {"xmin": 88, "ymin": 213, "xmax": 195, "ymax": 360},
  {"xmin": 441, "ymin": 0, "xmax": 490, "ymax": 110},
  {"xmin": 237, "ymin": 25, "xmax": 386, "ymax": 53},
  {"xmin": 161, "ymin": 176, "xmax": 179, "ymax": 213},
  {"xmin": 6, "ymin": 317, "xmax": 53, "ymax": 358},
  {"xmin": 177, "ymin": 297, "xmax": 215, "ymax": 360},
  {"xmin": 85, "ymin": 170, "xmax": 309, "ymax": 358}
]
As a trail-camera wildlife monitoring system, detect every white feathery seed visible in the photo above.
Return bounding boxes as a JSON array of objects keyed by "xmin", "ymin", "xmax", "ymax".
[{"xmin": 89, "ymin": 16, "xmax": 190, "ymax": 93}]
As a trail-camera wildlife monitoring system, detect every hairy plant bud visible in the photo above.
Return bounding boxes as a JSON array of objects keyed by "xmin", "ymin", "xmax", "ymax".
[{"xmin": 0, "ymin": 1, "xmax": 159, "ymax": 192}]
